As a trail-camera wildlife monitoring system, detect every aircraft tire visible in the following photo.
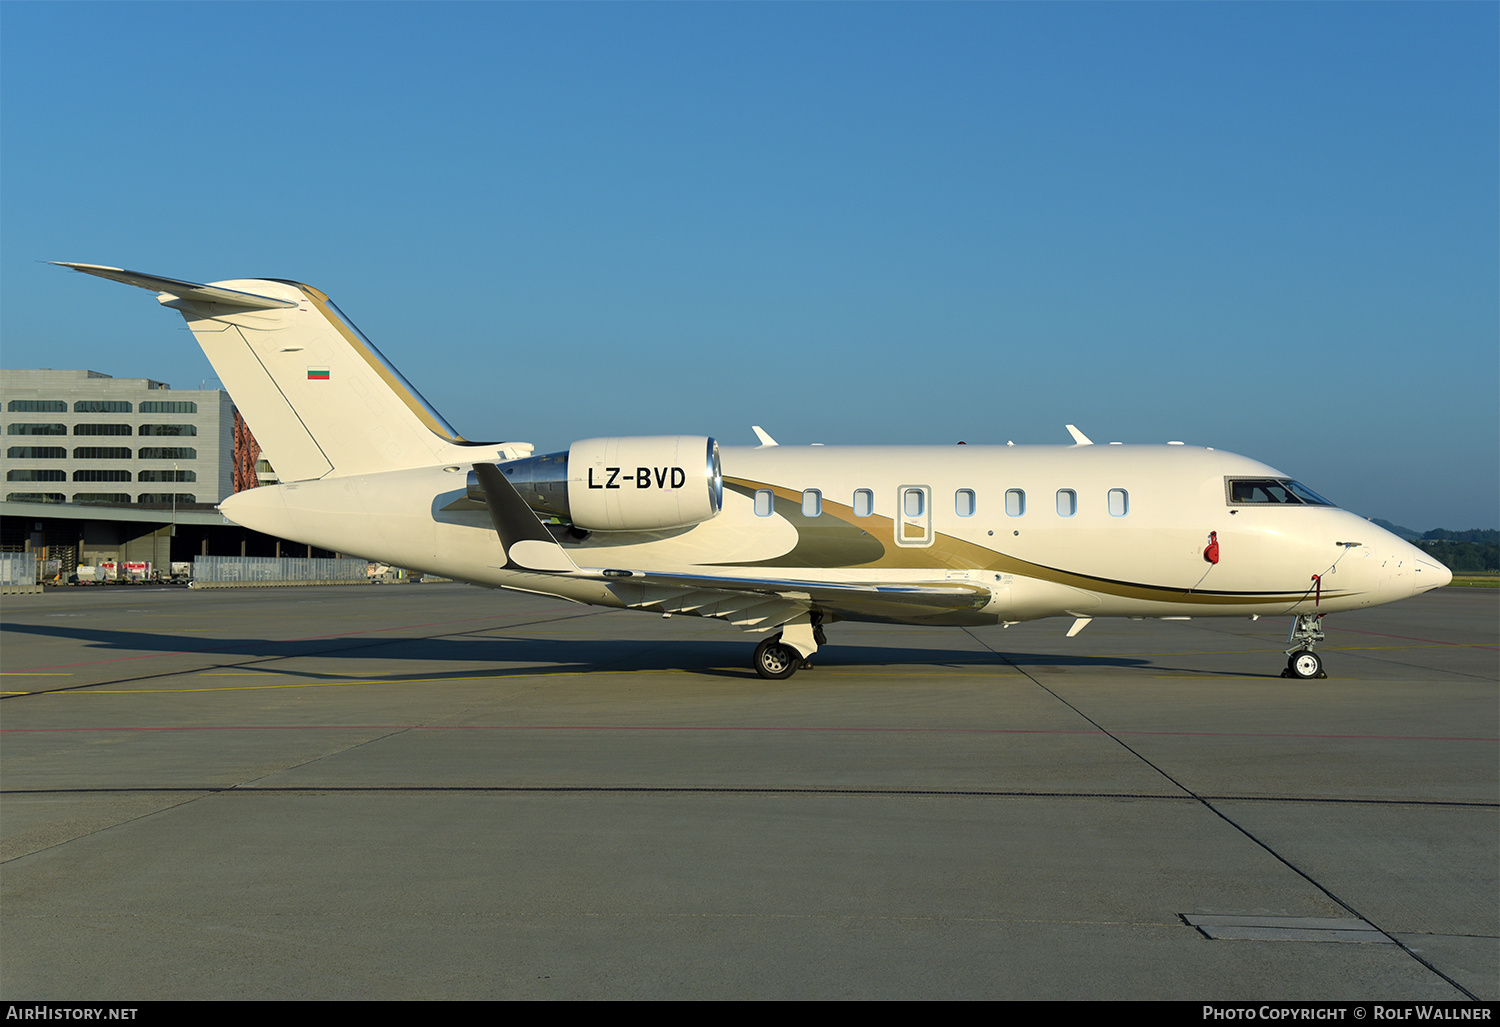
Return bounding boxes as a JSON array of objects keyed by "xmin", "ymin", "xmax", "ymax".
[
  {"xmin": 1287, "ymin": 650, "xmax": 1324, "ymax": 680},
  {"xmin": 753, "ymin": 638, "xmax": 800, "ymax": 680}
]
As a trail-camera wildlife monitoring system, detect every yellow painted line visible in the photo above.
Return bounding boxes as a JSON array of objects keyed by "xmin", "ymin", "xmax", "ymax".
[
  {"xmin": 1082, "ymin": 644, "xmax": 1455, "ymax": 660},
  {"xmin": 198, "ymin": 671, "xmax": 384, "ymax": 677}
]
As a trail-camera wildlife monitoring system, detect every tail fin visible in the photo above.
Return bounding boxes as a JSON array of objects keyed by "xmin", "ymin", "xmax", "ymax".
[{"xmin": 55, "ymin": 263, "xmax": 468, "ymax": 482}]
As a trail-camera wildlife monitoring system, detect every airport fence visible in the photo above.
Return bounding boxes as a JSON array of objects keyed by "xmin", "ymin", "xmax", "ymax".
[
  {"xmin": 189, "ymin": 556, "xmax": 370, "ymax": 588},
  {"xmin": 0, "ymin": 552, "xmax": 42, "ymax": 594}
]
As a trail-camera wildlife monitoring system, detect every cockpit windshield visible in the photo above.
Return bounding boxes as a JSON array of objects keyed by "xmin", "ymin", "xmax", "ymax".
[{"xmin": 1226, "ymin": 478, "xmax": 1335, "ymax": 506}]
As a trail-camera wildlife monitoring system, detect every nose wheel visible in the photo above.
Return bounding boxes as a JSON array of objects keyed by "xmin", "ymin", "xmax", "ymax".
[
  {"xmin": 1284, "ymin": 649, "xmax": 1325, "ymax": 679},
  {"xmin": 1281, "ymin": 614, "xmax": 1328, "ymax": 679}
]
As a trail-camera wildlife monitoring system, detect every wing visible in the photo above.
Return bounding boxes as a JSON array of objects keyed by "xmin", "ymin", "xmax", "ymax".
[{"xmin": 469, "ymin": 463, "xmax": 992, "ymax": 630}]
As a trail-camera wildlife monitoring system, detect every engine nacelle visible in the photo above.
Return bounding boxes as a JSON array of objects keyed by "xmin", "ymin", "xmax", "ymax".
[{"xmin": 473, "ymin": 435, "xmax": 722, "ymax": 531}]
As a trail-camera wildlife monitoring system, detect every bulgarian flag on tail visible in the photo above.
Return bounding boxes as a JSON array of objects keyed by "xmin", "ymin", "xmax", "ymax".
[{"xmin": 307, "ymin": 367, "xmax": 330, "ymax": 381}]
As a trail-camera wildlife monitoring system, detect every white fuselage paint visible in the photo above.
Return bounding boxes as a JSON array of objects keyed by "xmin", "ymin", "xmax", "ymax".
[{"xmin": 220, "ymin": 441, "xmax": 1448, "ymax": 626}]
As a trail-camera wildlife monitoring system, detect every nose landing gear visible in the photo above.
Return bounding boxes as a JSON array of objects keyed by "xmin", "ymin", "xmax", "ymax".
[{"xmin": 1281, "ymin": 613, "xmax": 1328, "ymax": 679}]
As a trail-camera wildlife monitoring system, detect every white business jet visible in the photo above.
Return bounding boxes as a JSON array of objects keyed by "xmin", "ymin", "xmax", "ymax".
[{"xmin": 57, "ymin": 263, "xmax": 1450, "ymax": 680}]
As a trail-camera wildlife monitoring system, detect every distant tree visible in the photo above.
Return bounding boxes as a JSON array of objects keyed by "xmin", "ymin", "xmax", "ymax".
[
  {"xmin": 1416, "ymin": 540, "xmax": 1500, "ymax": 573},
  {"xmin": 1422, "ymin": 528, "xmax": 1500, "ymax": 544}
]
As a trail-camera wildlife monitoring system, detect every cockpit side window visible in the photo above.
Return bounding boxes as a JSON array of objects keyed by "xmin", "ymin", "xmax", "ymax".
[{"xmin": 1226, "ymin": 478, "xmax": 1335, "ymax": 506}]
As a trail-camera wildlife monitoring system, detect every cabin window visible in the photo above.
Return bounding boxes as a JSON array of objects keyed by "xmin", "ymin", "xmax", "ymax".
[
  {"xmin": 853, "ymin": 489, "xmax": 874, "ymax": 517},
  {"xmin": 955, "ymin": 489, "xmax": 975, "ymax": 517},
  {"xmin": 1056, "ymin": 489, "xmax": 1077, "ymax": 517},
  {"xmin": 754, "ymin": 489, "xmax": 774, "ymax": 516},
  {"xmin": 801, "ymin": 489, "xmax": 822, "ymax": 517},
  {"xmin": 1108, "ymin": 488, "xmax": 1129, "ymax": 517},
  {"xmin": 1005, "ymin": 489, "xmax": 1025, "ymax": 517},
  {"xmin": 903, "ymin": 489, "xmax": 926, "ymax": 518}
]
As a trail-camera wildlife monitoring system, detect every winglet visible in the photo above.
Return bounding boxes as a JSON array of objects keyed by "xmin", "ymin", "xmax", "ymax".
[
  {"xmin": 52, "ymin": 262, "xmax": 298, "ymax": 310},
  {"xmin": 751, "ymin": 426, "xmax": 778, "ymax": 447},
  {"xmin": 1065, "ymin": 425, "xmax": 1094, "ymax": 446},
  {"xmin": 471, "ymin": 464, "xmax": 578, "ymax": 573}
]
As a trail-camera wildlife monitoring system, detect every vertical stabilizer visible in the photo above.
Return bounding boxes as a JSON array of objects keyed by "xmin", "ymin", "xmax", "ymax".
[{"xmin": 56, "ymin": 264, "xmax": 468, "ymax": 482}]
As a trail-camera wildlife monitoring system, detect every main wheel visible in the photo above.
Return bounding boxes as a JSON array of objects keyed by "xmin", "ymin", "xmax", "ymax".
[
  {"xmin": 1288, "ymin": 650, "xmax": 1324, "ymax": 679},
  {"xmin": 753, "ymin": 638, "xmax": 799, "ymax": 680}
]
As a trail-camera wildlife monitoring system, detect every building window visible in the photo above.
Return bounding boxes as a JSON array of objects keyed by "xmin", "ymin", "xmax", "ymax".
[
  {"xmin": 137, "ymin": 493, "xmax": 196, "ymax": 505},
  {"xmin": 754, "ymin": 490, "xmax": 774, "ymax": 517},
  {"xmin": 138, "ymin": 424, "xmax": 197, "ymax": 437},
  {"xmin": 1108, "ymin": 489, "xmax": 1129, "ymax": 517},
  {"xmin": 1056, "ymin": 489, "xmax": 1077, "ymax": 517},
  {"xmin": 955, "ymin": 489, "xmax": 976, "ymax": 516},
  {"xmin": 73, "ymin": 493, "xmax": 132, "ymax": 505},
  {"xmin": 7, "ymin": 400, "xmax": 66, "ymax": 413},
  {"xmin": 139, "ymin": 401, "xmax": 198, "ymax": 414},
  {"xmin": 1005, "ymin": 489, "xmax": 1025, "ymax": 517},
  {"xmin": 7, "ymin": 493, "xmax": 65, "ymax": 503},
  {"xmin": 74, "ymin": 400, "xmax": 132, "ymax": 413},
  {"xmin": 138, "ymin": 469, "xmax": 196, "ymax": 483},
  {"xmin": 8, "ymin": 446, "xmax": 67, "ymax": 459},
  {"xmin": 7, "ymin": 423, "xmax": 66, "ymax": 435},
  {"xmin": 74, "ymin": 424, "xmax": 133, "ymax": 436},
  {"xmin": 801, "ymin": 489, "xmax": 822, "ymax": 518},
  {"xmin": 853, "ymin": 489, "xmax": 874, "ymax": 517},
  {"xmin": 138, "ymin": 447, "xmax": 197, "ymax": 460},
  {"xmin": 7, "ymin": 469, "xmax": 65, "ymax": 482},
  {"xmin": 72, "ymin": 447, "xmax": 133, "ymax": 460},
  {"xmin": 73, "ymin": 469, "xmax": 132, "ymax": 482}
]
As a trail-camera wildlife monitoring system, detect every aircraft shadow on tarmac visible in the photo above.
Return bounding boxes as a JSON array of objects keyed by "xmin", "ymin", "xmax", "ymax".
[{"xmin": 2, "ymin": 621, "xmax": 1164, "ymax": 682}]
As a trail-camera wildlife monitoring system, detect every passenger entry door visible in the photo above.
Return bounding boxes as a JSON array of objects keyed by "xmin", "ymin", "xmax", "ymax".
[{"xmin": 895, "ymin": 485, "xmax": 933, "ymax": 548}]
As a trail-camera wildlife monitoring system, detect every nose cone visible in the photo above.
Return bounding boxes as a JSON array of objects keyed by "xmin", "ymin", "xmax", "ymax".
[
  {"xmin": 1388, "ymin": 536, "xmax": 1451, "ymax": 596},
  {"xmin": 1409, "ymin": 548, "xmax": 1452, "ymax": 594}
]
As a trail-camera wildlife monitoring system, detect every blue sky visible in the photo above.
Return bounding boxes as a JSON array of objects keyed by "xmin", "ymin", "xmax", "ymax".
[{"xmin": 3, "ymin": 2, "xmax": 1495, "ymax": 530}]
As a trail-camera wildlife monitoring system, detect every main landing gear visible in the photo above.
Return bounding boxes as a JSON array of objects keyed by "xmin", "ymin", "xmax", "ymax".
[
  {"xmin": 1281, "ymin": 613, "xmax": 1327, "ymax": 679},
  {"xmin": 751, "ymin": 621, "xmax": 827, "ymax": 681}
]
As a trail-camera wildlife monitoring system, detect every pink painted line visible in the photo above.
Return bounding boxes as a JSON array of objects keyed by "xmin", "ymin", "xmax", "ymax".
[
  {"xmin": 1333, "ymin": 626, "xmax": 1499, "ymax": 650},
  {"xmin": 2, "ymin": 724, "xmax": 1494, "ymax": 742}
]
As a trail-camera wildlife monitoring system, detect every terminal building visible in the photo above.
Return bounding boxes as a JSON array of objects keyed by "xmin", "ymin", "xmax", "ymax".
[
  {"xmin": 4, "ymin": 369, "xmax": 235, "ymax": 506},
  {"xmin": 1, "ymin": 369, "xmax": 322, "ymax": 580}
]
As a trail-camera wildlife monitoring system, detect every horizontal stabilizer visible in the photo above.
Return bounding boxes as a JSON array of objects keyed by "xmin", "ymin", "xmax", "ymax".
[{"xmin": 52, "ymin": 263, "xmax": 297, "ymax": 310}]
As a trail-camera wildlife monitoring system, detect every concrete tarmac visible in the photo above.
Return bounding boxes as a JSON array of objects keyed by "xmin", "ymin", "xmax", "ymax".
[{"xmin": 1, "ymin": 582, "xmax": 1495, "ymax": 1000}]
